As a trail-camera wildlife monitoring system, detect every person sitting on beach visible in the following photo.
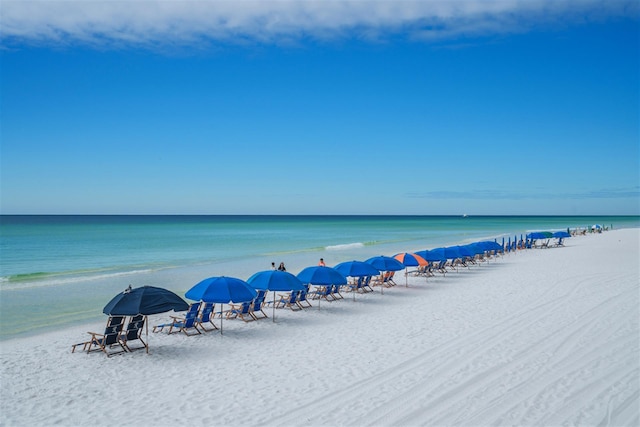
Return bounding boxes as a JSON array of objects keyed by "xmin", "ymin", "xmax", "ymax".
[
  {"xmin": 318, "ymin": 258, "xmax": 326, "ymax": 267},
  {"xmin": 278, "ymin": 262, "xmax": 286, "ymax": 271},
  {"xmin": 271, "ymin": 262, "xmax": 276, "ymax": 270}
]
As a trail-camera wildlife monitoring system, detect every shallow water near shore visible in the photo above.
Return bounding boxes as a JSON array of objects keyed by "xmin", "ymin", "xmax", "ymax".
[{"xmin": 1, "ymin": 214, "xmax": 637, "ymax": 339}]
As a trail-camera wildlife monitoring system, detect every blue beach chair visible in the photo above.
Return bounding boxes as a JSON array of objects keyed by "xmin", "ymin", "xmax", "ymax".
[
  {"xmin": 226, "ymin": 301, "xmax": 256, "ymax": 321},
  {"xmin": 153, "ymin": 303, "xmax": 201, "ymax": 335},
  {"xmin": 249, "ymin": 290, "xmax": 269, "ymax": 320},
  {"xmin": 195, "ymin": 302, "xmax": 218, "ymax": 332}
]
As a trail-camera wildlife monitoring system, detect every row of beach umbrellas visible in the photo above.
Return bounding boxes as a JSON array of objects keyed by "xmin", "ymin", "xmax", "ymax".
[{"xmin": 100, "ymin": 238, "xmax": 539, "ymax": 348}]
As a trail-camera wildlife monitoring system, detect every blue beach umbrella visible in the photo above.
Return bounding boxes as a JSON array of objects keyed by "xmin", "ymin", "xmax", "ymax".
[
  {"xmin": 456, "ymin": 245, "xmax": 475, "ymax": 258},
  {"xmin": 185, "ymin": 276, "xmax": 257, "ymax": 334},
  {"xmin": 462, "ymin": 244, "xmax": 482, "ymax": 263},
  {"xmin": 416, "ymin": 248, "xmax": 446, "ymax": 262},
  {"xmin": 297, "ymin": 266, "xmax": 347, "ymax": 286},
  {"xmin": 444, "ymin": 246, "xmax": 462, "ymax": 260},
  {"xmin": 527, "ymin": 232, "xmax": 553, "ymax": 240},
  {"xmin": 334, "ymin": 260, "xmax": 381, "ymax": 299},
  {"xmin": 365, "ymin": 256, "xmax": 405, "ymax": 272},
  {"xmin": 334, "ymin": 260, "xmax": 380, "ymax": 278},
  {"xmin": 186, "ymin": 276, "xmax": 257, "ymax": 303},
  {"xmin": 552, "ymin": 231, "xmax": 571, "ymax": 238},
  {"xmin": 247, "ymin": 270, "xmax": 305, "ymax": 322},
  {"xmin": 366, "ymin": 256, "xmax": 405, "ymax": 292},
  {"xmin": 474, "ymin": 241, "xmax": 502, "ymax": 257},
  {"xmin": 488, "ymin": 241, "xmax": 503, "ymax": 252},
  {"xmin": 297, "ymin": 266, "xmax": 347, "ymax": 308},
  {"xmin": 442, "ymin": 246, "xmax": 463, "ymax": 271},
  {"xmin": 552, "ymin": 230, "xmax": 571, "ymax": 246}
]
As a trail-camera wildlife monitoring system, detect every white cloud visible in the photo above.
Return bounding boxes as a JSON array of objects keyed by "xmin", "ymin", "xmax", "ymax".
[{"xmin": 1, "ymin": 0, "xmax": 637, "ymax": 48}]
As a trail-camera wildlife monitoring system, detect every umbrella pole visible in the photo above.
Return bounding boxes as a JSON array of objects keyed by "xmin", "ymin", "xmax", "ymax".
[
  {"xmin": 273, "ymin": 291, "xmax": 276, "ymax": 323},
  {"xmin": 145, "ymin": 315, "xmax": 149, "ymax": 354},
  {"xmin": 221, "ymin": 303, "xmax": 224, "ymax": 336},
  {"xmin": 405, "ymin": 268, "xmax": 408, "ymax": 287}
]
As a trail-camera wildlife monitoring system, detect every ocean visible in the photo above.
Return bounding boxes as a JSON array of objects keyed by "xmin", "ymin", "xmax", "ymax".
[{"xmin": 1, "ymin": 215, "xmax": 638, "ymax": 340}]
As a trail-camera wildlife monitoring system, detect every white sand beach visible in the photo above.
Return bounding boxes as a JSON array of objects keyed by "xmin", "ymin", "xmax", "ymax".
[{"xmin": 1, "ymin": 228, "xmax": 638, "ymax": 427}]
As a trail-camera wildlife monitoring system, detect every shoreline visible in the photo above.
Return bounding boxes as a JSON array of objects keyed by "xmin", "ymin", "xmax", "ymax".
[
  {"xmin": 2, "ymin": 224, "xmax": 635, "ymax": 342},
  {"xmin": 1, "ymin": 228, "xmax": 638, "ymax": 426}
]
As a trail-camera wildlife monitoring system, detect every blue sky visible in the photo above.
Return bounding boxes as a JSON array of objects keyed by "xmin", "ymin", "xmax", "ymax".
[{"xmin": 1, "ymin": 1, "xmax": 639, "ymax": 215}]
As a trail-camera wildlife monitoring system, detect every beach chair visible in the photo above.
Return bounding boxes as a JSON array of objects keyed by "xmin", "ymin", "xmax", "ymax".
[
  {"xmin": 370, "ymin": 274, "xmax": 384, "ymax": 288},
  {"xmin": 195, "ymin": 302, "xmax": 219, "ymax": 332},
  {"xmin": 296, "ymin": 284, "xmax": 313, "ymax": 308},
  {"xmin": 72, "ymin": 315, "xmax": 127, "ymax": 357},
  {"xmin": 153, "ymin": 302, "xmax": 201, "ymax": 335},
  {"xmin": 436, "ymin": 260, "xmax": 447, "ymax": 275},
  {"xmin": 226, "ymin": 301, "xmax": 256, "ymax": 321},
  {"xmin": 276, "ymin": 291, "xmax": 302, "ymax": 310},
  {"xmin": 249, "ymin": 290, "xmax": 269, "ymax": 320},
  {"xmin": 373, "ymin": 272, "xmax": 395, "ymax": 288},
  {"xmin": 311, "ymin": 285, "xmax": 335, "ymax": 302},
  {"xmin": 361, "ymin": 276, "xmax": 374, "ymax": 292},
  {"xmin": 119, "ymin": 315, "xmax": 148, "ymax": 353},
  {"xmin": 348, "ymin": 276, "xmax": 370, "ymax": 293},
  {"xmin": 331, "ymin": 284, "xmax": 344, "ymax": 300},
  {"xmin": 347, "ymin": 277, "xmax": 362, "ymax": 293}
]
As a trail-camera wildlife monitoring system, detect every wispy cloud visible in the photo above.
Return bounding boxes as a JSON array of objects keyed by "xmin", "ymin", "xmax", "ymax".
[
  {"xmin": 1, "ymin": 0, "xmax": 637, "ymax": 49},
  {"xmin": 405, "ymin": 186, "xmax": 640, "ymax": 200}
]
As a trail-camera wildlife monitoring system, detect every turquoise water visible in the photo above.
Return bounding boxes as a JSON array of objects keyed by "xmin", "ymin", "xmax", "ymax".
[{"xmin": 1, "ymin": 215, "xmax": 638, "ymax": 339}]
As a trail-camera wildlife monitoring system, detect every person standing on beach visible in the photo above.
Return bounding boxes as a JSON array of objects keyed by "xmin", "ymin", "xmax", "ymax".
[
  {"xmin": 318, "ymin": 258, "xmax": 326, "ymax": 267},
  {"xmin": 278, "ymin": 262, "xmax": 286, "ymax": 271}
]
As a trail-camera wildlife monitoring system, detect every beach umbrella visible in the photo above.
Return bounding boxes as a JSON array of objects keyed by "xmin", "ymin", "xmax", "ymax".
[
  {"xmin": 103, "ymin": 285, "xmax": 189, "ymax": 316},
  {"xmin": 393, "ymin": 253, "xmax": 428, "ymax": 267},
  {"xmin": 527, "ymin": 232, "xmax": 553, "ymax": 240},
  {"xmin": 103, "ymin": 285, "xmax": 190, "ymax": 353},
  {"xmin": 456, "ymin": 245, "xmax": 475, "ymax": 258},
  {"xmin": 473, "ymin": 241, "xmax": 502, "ymax": 259},
  {"xmin": 333, "ymin": 260, "xmax": 380, "ymax": 278},
  {"xmin": 393, "ymin": 253, "xmax": 428, "ymax": 286},
  {"xmin": 365, "ymin": 256, "xmax": 405, "ymax": 271},
  {"xmin": 464, "ymin": 243, "xmax": 485, "ymax": 256},
  {"xmin": 442, "ymin": 246, "xmax": 463, "ymax": 272},
  {"xmin": 416, "ymin": 248, "xmax": 446, "ymax": 262},
  {"xmin": 247, "ymin": 270, "xmax": 305, "ymax": 322},
  {"xmin": 485, "ymin": 241, "xmax": 503, "ymax": 252},
  {"xmin": 297, "ymin": 266, "xmax": 347, "ymax": 308},
  {"xmin": 552, "ymin": 230, "xmax": 571, "ymax": 247},
  {"xmin": 185, "ymin": 276, "xmax": 257, "ymax": 335},
  {"xmin": 297, "ymin": 266, "xmax": 347, "ymax": 285},
  {"xmin": 443, "ymin": 246, "xmax": 462, "ymax": 260},
  {"xmin": 334, "ymin": 261, "xmax": 381, "ymax": 300},
  {"xmin": 365, "ymin": 256, "xmax": 405, "ymax": 293}
]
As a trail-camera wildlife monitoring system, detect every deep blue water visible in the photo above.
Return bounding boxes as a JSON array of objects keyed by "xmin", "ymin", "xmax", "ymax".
[{"xmin": 1, "ymin": 215, "xmax": 637, "ymax": 339}]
